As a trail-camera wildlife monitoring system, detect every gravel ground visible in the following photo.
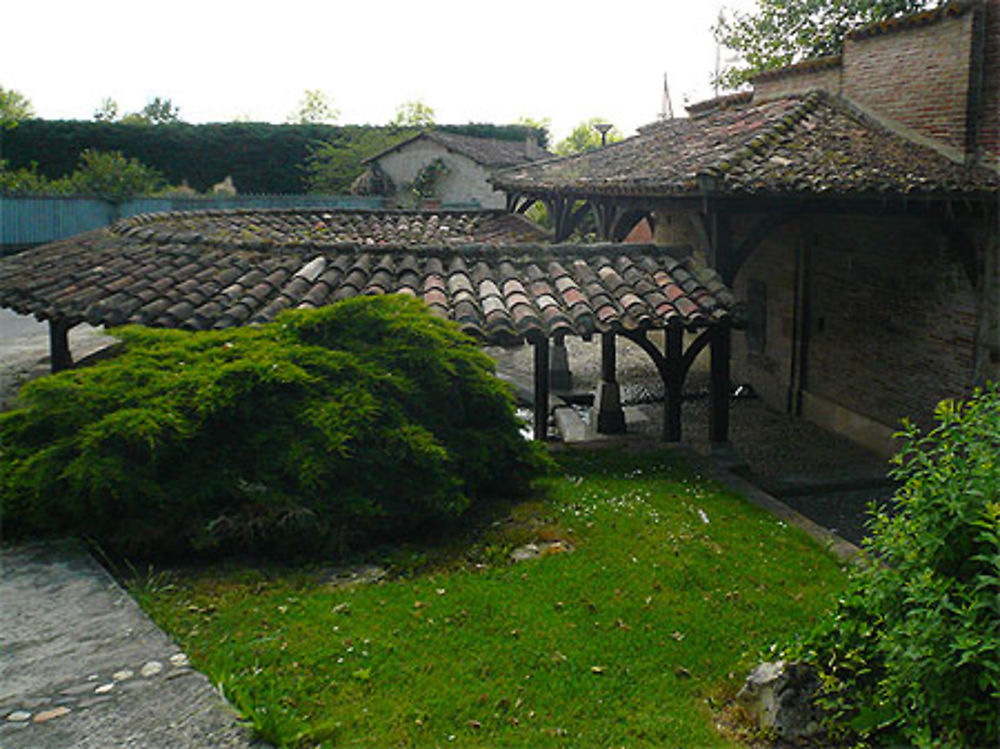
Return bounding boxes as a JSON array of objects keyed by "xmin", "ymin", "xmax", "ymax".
[{"xmin": 0, "ymin": 309, "xmax": 116, "ymax": 412}]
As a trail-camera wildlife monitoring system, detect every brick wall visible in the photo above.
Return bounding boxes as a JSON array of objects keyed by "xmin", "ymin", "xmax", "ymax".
[
  {"xmin": 979, "ymin": 0, "xmax": 1000, "ymax": 162},
  {"xmin": 731, "ymin": 214, "xmax": 978, "ymax": 435},
  {"xmin": 753, "ymin": 64, "xmax": 843, "ymax": 100},
  {"xmin": 843, "ymin": 11, "xmax": 976, "ymax": 154}
]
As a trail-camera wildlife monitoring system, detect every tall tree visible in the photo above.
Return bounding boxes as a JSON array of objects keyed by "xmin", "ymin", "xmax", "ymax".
[
  {"xmin": 93, "ymin": 97, "xmax": 119, "ymax": 122},
  {"xmin": 121, "ymin": 97, "xmax": 181, "ymax": 125},
  {"xmin": 288, "ymin": 89, "xmax": 339, "ymax": 124},
  {"xmin": 516, "ymin": 115, "xmax": 552, "ymax": 149},
  {"xmin": 555, "ymin": 118, "xmax": 622, "ymax": 156},
  {"xmin": 392, "ymin": 99, "xmax": 435, "ymax": 128},
  {"xmin": 1, "ymin": 86, "xmax": 34, "ymax": 129},
  {"xmin": 713, "ymin": 0, "xmax": 938, "ymax": 89}
]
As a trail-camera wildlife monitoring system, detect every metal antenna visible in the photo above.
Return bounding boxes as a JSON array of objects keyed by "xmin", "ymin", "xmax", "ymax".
[{"xmin": 660, "ymin": 72, "xmax": 674, "ymax": 120}]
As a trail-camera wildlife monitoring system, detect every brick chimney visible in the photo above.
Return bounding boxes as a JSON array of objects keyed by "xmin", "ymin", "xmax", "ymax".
[{"xmin": 524, "ymin": 135, "xmax": 542, "ymax": 160}]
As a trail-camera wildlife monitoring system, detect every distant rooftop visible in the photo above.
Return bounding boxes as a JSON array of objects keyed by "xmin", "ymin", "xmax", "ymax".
[{"xmin": 366, "ymin": 131, "xmax": 549, "ymax": 168}]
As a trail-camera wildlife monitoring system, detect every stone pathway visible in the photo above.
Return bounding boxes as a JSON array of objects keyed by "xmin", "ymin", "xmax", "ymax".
[{"xmin": 0, "ymin": 541, "xmax": 261, "ymax": 748}]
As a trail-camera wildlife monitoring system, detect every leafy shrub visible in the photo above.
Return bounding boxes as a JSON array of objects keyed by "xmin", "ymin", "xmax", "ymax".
[
  {"xmin": 787, "ymin": 386, "xmax": 1000, "ymax": 747},
  {"xmin": 0, "ymin": 296, "xmax": 545, "ymax": 559}
]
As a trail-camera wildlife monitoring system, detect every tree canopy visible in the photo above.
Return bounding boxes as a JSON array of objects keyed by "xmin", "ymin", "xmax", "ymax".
[
  {"xmin": 555, "ymin": 118, "xmax": 622, "ymax": 156},
  {"xmin": 289, "ymin": 89, "xmax": 339, "ymax": 125},
  {"xmin": 392, "ymin": 99, "xmax": 435, "ymax": 128},
  {"xmin": 713, "ymin": 0, "xmax": 938, "ymax": 89},
  {"xmin": 1, "ymin": 86, "xmax": 34, "ymax": 129},
  {"xmin": 120, "ymin": 97, "xmax": 182, "ymax": 125}
]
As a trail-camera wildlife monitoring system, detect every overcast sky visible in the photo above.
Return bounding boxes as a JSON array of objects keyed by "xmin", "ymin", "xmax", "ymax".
[{"xmin": 3, "ymin": 0, "xmax": 757, "ymax": 142}]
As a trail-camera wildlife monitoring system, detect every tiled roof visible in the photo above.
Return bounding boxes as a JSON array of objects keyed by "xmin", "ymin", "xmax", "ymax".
[
  {"xmin": 0, "ymin": 210, "xmax": 738, "ymax": 345},
  {"xmin": 492, "ymin": 91, "xmax": 999, "ymax": 198},
  {"xmin": 366, "ymin": 131, "xmax": 549, "ymax": 168}
]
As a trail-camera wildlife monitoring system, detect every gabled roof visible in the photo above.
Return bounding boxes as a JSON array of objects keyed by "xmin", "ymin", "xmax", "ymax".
[
  {"xmin": 366, "ymin": 131, "xmax": 548, "ymax": 168},
  {"xmin": 0, "ymin": 209, "xmax": 738, "ymax": 345},
  {"xmin": 491, "ymin": 91, "xmax": 999, "ymax": 198}
]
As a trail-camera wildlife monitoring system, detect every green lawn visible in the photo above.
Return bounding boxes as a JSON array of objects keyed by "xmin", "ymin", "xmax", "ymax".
[{"xmin": 136, "ymin": 447, "xmax": 848, "ymax": 748}]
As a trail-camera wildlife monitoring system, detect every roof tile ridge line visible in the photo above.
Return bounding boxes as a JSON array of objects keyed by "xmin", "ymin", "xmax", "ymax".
[
  {"xmin": 701, "ymin": 92, "xmax": 824, "ymax": 182},
  {"xmin": 504, "ymin": 211, "xmax": 556, "ymax": 241},
  {"xmin": 491, "ymin": 133, "xmax": 641, "ymax": 183},
  {"xmin": 846, "ymin": 0, "xmax": 975, "ymax": 41},
  {"xmin": 750, "ymin": 54, "xmax": 843, "ymax": 83},
  {"xmin": 826, "ymin": 92, "xmax": 972, "ymax": 167}
]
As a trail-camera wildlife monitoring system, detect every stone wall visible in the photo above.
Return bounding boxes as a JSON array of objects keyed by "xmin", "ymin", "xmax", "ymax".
[{"xmin": 374, "ymin": 139, "xmax": 505, "ymax": 209}]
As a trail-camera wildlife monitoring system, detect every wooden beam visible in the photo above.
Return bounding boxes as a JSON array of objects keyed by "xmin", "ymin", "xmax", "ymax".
[
  {"xmin": 596, "ymin": 332, "xmax": 626, "ymax": 433},
  {"xmin": 49, "ymin": 318, "xmax": 73, "ymax": 373},
  {"xmin": 710, "ymin": 326, "xmax": 731, "ymax": 443},
  {"xmin": 533, "ymin": 336, "xmax": 550, "ymax": 441},
  {"xmin": 664, "ymin": 325, "xmax": 684, "ymax": 442}
]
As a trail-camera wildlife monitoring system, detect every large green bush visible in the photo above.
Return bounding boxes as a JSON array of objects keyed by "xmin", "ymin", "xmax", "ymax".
[
  {"xmin": 0, "ymin": 296, "xmax": 544, "ymax": 559},
  {"xmin": 789, "ymin": 387, "xmax": 1000, "ymax": 747}
]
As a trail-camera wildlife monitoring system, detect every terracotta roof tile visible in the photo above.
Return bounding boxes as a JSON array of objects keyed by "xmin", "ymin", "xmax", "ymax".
[
  {"xmin": 492, "ymin": 91, "xmax": 998, "ymax": 198},
  {"xmin": 0, "ymin": 209, "xmax": 739, "ymax": 344}
]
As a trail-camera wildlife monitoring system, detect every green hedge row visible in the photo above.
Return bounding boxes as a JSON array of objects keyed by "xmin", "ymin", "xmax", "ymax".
[{"xmin": 2, "ymin": 121, "xmax": 545, "ymax": 195}]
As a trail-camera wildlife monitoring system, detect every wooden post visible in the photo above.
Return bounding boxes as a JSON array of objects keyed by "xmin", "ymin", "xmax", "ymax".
[
  {"xmin": 596, "ymin": 332, "xmax": 626, "ymax": 433},
  {"xmin": 710, "ymin": 326, "xmax": 731, "ymax": 443},
  {"xmin": 49, "ymin": 318, "xmax": 73, "ymax": 373},
  {"xmin": 533, "ymin": 336, "xmax": 550, "ymax": 441},
  {"xmin": 549, "ymin": 333, "xmax": 573, "ymax": 391},
  {"xmin": 664, "ymin": 325, "xmax": 684, "ymax": 442}
]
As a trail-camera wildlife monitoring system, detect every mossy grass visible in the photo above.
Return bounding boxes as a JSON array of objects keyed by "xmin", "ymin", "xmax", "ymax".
[{"xmin": 137, "ymin": 448, "xmax": 848, "ymax": 748}]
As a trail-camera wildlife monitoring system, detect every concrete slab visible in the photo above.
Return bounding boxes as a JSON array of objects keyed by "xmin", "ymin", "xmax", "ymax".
[{"xmin": 0, "ymin": 541, "xmax": 262, "ymax": 748}]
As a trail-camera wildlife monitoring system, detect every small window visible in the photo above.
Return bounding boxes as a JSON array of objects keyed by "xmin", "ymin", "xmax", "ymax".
[{"xmin": 747, "ymin": 279, "xmax": 766, "ymax": 354}]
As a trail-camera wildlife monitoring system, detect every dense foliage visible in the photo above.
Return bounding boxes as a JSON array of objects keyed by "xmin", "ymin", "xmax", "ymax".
[
  {"xmin": 0, "ymin": 296, "xmax": 544, "ymax": 559},
  {"xmin": 1, "ymin": 148, "xmax": 166, "ymax": 200},
  {"xmin": 1, "ymin": 85, "xmax": 34, "ymax": 129},
  {"xmin": 713, "ymin": 0, "xmax": 937, "ymax": 88},
  {"xmin": 3, "ymin": 120, "xmax": 546, "ymax": 194},
  {"xmin": 788, "ymin": 386, "xmax": 1000, "ymax": 747}
]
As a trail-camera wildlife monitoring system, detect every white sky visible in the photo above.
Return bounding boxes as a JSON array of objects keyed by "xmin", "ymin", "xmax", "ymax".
[{"xmin": 2, "ymin": 0, "xmax": 756, "ymax": 142}]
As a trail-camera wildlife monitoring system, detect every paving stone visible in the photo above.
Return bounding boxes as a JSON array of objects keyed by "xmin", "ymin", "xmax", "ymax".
[
  {"xmin": 33, "ymin": 706, "xmax": 70, "ymax": 723},
  {"xmin": 5, "ymin": 711, "xmax": 31, "ymax": 723},
  {"xmin": 77, "ymin": 696, "xmax": 113, "ymax": 709},
  {"xmin": 94, "ymin": 683, "xmax": 115, "ymax": 694},
  {"xmin": 112, "ymin": 668, "xmax": 134, "ymax": 681},
  {"xmin": 140, "ymin": 660, "xmax": 164, "ymax": 678}
]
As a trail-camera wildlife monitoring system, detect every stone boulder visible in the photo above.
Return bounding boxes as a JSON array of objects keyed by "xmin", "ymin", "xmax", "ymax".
[{"xmin": 736, "ymin": 660, "xmax": 823, "ymax": 741}]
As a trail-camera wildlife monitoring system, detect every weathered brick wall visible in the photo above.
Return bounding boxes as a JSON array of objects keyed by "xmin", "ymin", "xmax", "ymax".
[
  {"xmin": 731, "ymin": 214, "xmax": 978, "ymax": 434},
  {"xmin": 753, "ymin": 64, "xmax": 843, "ymax": 100},
  {"xmin": 979, "ymin": 0, "xmax": 1000, "ymax": 162},
  {"xmin": 843, "ymin": 11, "xmax": 976, "ymax": 154}
]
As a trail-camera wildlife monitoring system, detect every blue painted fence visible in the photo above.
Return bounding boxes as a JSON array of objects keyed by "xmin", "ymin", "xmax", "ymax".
[{"xmin": 0, "ymin": 194, "xmax": 388, "ymax": 247}]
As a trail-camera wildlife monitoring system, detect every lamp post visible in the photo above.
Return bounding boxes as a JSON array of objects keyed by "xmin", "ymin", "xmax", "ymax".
[{"xmin": 593, "ymin": 123, "xmax": 613, "ymax": 147}]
